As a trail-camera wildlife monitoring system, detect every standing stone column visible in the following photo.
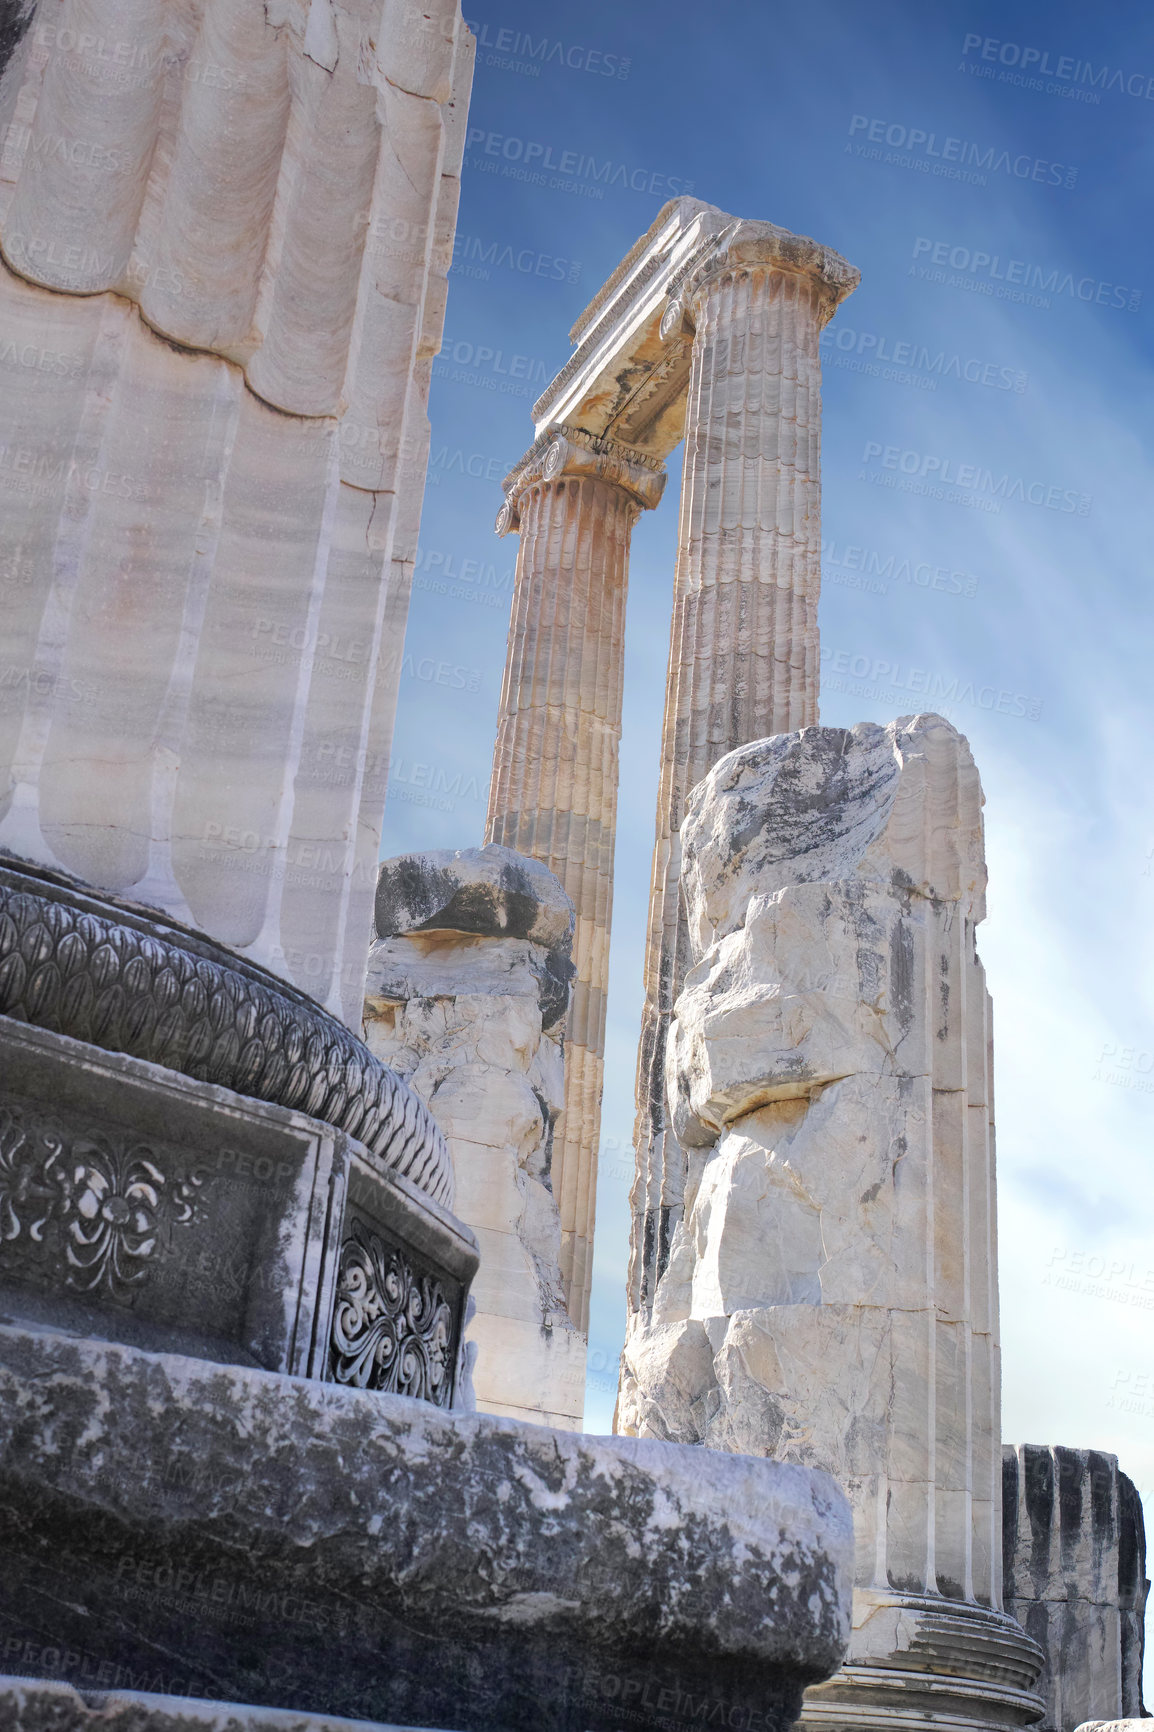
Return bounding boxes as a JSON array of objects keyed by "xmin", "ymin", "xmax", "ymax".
[
  {"xmin": 632, "ymin": 222, "xmax": 858, "ymax": 1313},
  {"xmin": 619, "ymin": 716, "xmax": 1046, "ymax": 1732},
  {"xmin": 487, "ymin": 427, "xmax": 665, "ymax": 1332}
]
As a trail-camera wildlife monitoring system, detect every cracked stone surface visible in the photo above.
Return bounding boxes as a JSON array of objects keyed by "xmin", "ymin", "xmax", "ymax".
[
  {"xmin": 618, "ymin": 715, "xmax": 1043, "ymax": 1730},
  {"xmin": 366, "ymin": 848, "xmax": 585, "ymax": 1429},
  {"xmin": 0, "ymin": 1323, "xmax": 852, "ymax": 1732}
]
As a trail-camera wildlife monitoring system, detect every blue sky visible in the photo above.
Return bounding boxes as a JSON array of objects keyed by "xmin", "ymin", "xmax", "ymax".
[{"xmin": 382, "ymin": 0, "xmax": 1154, "ymax": 1655}]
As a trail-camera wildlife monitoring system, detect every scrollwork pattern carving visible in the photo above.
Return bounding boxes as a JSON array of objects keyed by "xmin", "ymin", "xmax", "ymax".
[
  {"xmin": 330, "ymin": 1219, "xmax": 455, "ymax": 1406},
  {"xmin": 0, "ymin": 1106, "xmax": 201, "ymax": 1294}
]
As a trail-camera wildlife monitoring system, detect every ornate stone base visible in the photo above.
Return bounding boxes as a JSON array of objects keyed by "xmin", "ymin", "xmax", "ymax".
[
  {"xmin": 800, "ymin": 1592, "xmax": 1046, "ymax": 1731},
  {"xmin": 0, "ymin": 855, "xmax": 478, "ymax": 1406},
  {"xmin": 0, "ymin": 1015, "xmax": 477, "ymax": 1405}
]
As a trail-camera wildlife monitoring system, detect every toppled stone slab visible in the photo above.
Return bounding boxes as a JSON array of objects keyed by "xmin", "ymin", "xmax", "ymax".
[
  {"xmin": 0, "ymin": 1678, "xmax": 444, "ymax": 1731},
  {"xmin": 0, "ymin": 1324, "xmax": 852, "ymax": 1732}
]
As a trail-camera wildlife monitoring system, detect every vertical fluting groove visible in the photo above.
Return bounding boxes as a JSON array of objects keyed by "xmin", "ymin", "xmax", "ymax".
[
  {"xmin": 631, "ymin": 259, "xmax": 828, "ymax": 1317},
  {"xmin": 487, "ymin": 464, "xmax": 645, "ymax": 1332}
]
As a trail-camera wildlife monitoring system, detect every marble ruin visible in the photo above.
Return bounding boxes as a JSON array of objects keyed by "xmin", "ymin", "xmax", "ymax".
[
  {"xmin": 0, "ymin": 11, "xmax": 859, "ymax": 1732},
  {"xmin": 489, "ymin": 200, "xmax": 859, "ymax": 1336},
  {"xmin": 0, "ymin": 7, "xmax": 1146, "ymax": 1728},
  {"xmin": 0, "ymin": 0, "xmax": 475, "ymax": 1026},
  {"xmin": 493, "ymin": 202, "xmax": 1147, "ymax": 1727},
  {"xmin": 365, "ymin": 845, "xmax": 586, "ymax": 1429},
  {"xmin": 616, "ymin": 716, "xmax": 1046, "ymax": 1729},
  {"xmin": 1004, "ymin": 1447, "xmax": 1148, "ymax": 1731}
]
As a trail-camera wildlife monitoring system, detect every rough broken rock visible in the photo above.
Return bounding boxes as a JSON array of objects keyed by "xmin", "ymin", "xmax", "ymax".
[
  {"xmin": 619, "ymin": 714, "xmax": 1044, "ymax": 1732},
  {"xmin": 0, "ymin": 1324, "xmax": 853, "ymax": 1732},
  {"xmin": 366, "ymin": 849, "xmax": 584, "ymax": 1430}
]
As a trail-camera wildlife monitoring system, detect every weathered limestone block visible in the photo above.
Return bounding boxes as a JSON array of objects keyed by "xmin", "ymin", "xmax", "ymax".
[
  {"xmin": 0, "ymin": 0, "xmax": 475, "ymax": 1025},
  {"xmin": 0, "ymin": 1323, "xmax": 854, "ymax": 1732},
  {"xmin": 365, "ymin": 846, "xmax": 585, "ymax": 1429},
  {"xmin": 619, "ymin": 715, "xmax": 1044, "ymax": 1732},
  {"xmin": 1004, "ymin": 1446, "xmax": 1148, "ymax": 1731}
]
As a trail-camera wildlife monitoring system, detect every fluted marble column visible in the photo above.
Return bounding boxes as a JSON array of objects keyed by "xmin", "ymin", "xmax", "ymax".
[
  {"xmin": 487, "ymin": 426, "xmax": 665, "ymax": 1331},
  {"xmin": 630, "ymin": 222, "xmax": 858, "ymax": 1313}
]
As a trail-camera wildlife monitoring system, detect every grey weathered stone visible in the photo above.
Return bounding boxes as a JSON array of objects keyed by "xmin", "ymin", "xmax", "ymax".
[
  {"xmin": 0, "ymin": 1015, "xmax": 478, "ymax": 1408},
  {"xmin": 376, "ymin": 845, "xmax": 574, "ymax": 954},
  {"xmin": 0, "ymin": 857, "xmax": 455, "ymax": 1209},
  {"xmin": 0, "ymin": 1678, "xmax": 441, "ymax": 1731},
  {"xmin": 1075, "ymin": 1723, "xmax": 1150, "ymax": 1731},
  {"xmin": 1004, "ymin": 1446, "xmax": 1148, "ymax": 1731},
  {"xmin": 0, "ymin": 1324, "xmax": 853, "ymax": 1732}
]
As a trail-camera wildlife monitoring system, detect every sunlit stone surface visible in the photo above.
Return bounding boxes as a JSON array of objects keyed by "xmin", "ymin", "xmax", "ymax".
[
  {"xmin": 618, "ymin": 714, "xmax": 1046, "ymax": 1732},
  {"xmin": 487, "ymin": 428, "xmax": 664, "ymax": 1334},
  {"xmin": 0, "ymin": 0, "xmax": 474, "ymax": 1025},
  {"xmin": 365, "ymin": 845, "xmax": 585, "ymax": 1428},
  {"xmin": 488, "ymin": 200, "xmax": 859, "ymax": 1333}
]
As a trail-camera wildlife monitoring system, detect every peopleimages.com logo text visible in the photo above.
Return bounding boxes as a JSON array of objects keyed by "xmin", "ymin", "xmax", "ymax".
[
  {"xmin": 860, "ymin": 442, "xmax": 1091, "ymax": 515},
  {"xmin": 847, "ymin": 115, "xmax": 1076, "ymax": 187},
  {"xmin": 910, "ymin": 238, "xmax": 1140, "ymax": 311},
  {"xmin": 961, "ymin": 34, "xmax": 1154, "ymax": 100},
  {"xmin": 465, "ymin": 130, "xmax": 693, "ymax": 198},
  {"xmin": 464, "ymin": 23, "xmax": 630, "ymax": 79}
]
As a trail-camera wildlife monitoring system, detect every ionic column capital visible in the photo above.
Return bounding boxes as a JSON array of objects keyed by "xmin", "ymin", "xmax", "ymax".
[
  {"xmin": 662, "ymin": 218, "xmax": 859, "ymax": 337},
  {"xmin": 496, "ymin": 424, "xmax": 666, "ymax": 535}
]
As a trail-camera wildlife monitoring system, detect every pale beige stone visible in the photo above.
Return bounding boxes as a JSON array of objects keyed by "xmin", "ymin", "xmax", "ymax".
[
  {"xmin": 366, "ymin": 847, "xmax": 584, "ymax": 1430},
  {"xmin": 618, "ymin": 714, "xmax": 1044, "ymax": 1732},
  {"xmin": 487, "ymin": 202, "xmax": 858, "ymax": 1334},
  {"xmin": 632, "ymin": 221, "xmax": 860, "ymax": 1317},
  {"xmin": 0, "ymin": 0, "xmax": 475, "ymax": 1026},
  {"xmin": 485, "ymin": 426, "xmax": 664, "ymax": 1333}
]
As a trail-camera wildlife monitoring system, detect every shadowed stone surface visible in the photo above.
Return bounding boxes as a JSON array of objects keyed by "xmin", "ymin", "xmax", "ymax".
[
  {"xmin": 0, "ymin": 1679, "xmax": 444, "ymax": 1731},
  {"xmin": 0, "ymin": 1324, "xmax": 852, "ymax": 1732},
  {"xmin": 0, "ymin": 856, "xmax": 454, "ymax": 1208},
  {"xmin": 376, "ymin": 845, "xmax": 573, "ymax": 952},
  {"xmin": 1004, "ymin": 1446, "xmax": 1148, "ymax": 1731}
]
